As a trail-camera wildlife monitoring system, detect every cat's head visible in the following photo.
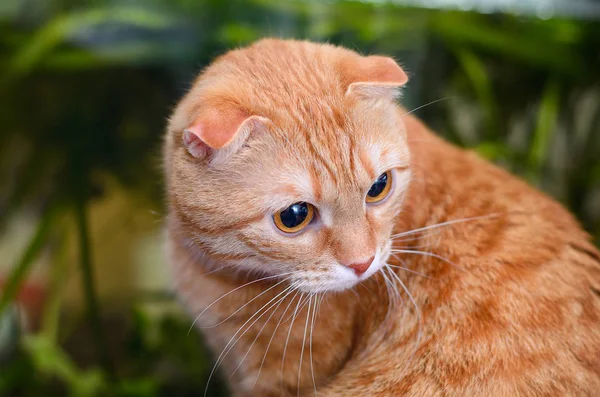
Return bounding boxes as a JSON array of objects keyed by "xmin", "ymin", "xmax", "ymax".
[{"xmin": 165, "ymin": 39, "xmax": 411, "ymax": 293}]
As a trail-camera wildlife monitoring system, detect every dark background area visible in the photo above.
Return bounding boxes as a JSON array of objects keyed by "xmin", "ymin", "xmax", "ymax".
[{"xmin": 1, "ymin": 0, "xmax": 599, "ymax": 395}]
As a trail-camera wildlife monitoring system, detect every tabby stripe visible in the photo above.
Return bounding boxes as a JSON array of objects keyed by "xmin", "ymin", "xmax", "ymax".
[
  {"xmin": 303, "ymin": 130, "xmax": 338, "ymax": 184},
  {"xmin": 175, "ymin": 207, "xmax": 263, "ymax": 236},
  {"xmin": 236, "ymin": 233, "xmax": 297, "ymax": 262},
  {"xmin": 358, "ymin": 147, "xmax": 377, "ymax": 181}
]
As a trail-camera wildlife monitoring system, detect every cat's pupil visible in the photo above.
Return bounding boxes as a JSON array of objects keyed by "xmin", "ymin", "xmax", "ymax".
[
  {"xmin": 280, "ymin": 202, "xmax": 309, "ymax": 228},
  {"xmin": 367, "ymin": 173, "xmax": 388, "ymax": 198}
]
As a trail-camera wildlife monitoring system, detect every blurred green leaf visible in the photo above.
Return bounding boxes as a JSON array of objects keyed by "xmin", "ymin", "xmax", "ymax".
[
  {"xmin": 529, "ymin": 79, "xmax": 560, "ymax": 176},
  {"xmin": 5, "ymin": 6, "xmax": 180, "ymax": 80},
  {"xmin": 0, "ymin": 205, "xmax": 60, "ymax": 316},
  {"xmin": 23, "ymin": 334, "xmax": 106, "ymax": 397},
  {"xmin": 473, "ymin": 141, "xmax": 512, "ymax": 161},
  {"xmin": 42, "ymin": 223, "xmax": 70, "ymax": 343},
  {"xmin": 432, "ymin": 13, "xmax": 584, "ymax": 74},
  {"xmin": 454, "ymin": 48, "xmax": 498, "ymax": 139},
  {"xmin": 218, "ymin": 23, "xmax": 260, "ymax": 45},
  {"xmin": 113, "ymin": 378, "xmax": 158, "ymax": 397}
]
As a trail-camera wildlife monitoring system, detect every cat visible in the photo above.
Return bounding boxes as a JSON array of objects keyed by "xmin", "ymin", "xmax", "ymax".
[{"xmin": 163, "ymin": 39, "xmax": 600, "ymax": 396}]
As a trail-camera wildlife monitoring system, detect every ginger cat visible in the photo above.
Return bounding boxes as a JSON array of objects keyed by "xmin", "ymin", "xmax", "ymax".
[{"xmin": 163, "ymin": 39, "xmax": 600, "ymax": 396}]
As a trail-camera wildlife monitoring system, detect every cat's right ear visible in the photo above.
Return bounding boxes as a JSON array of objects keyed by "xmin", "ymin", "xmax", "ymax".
[
  {"xmin": 182, "ymin": 107, "xmax": 270, "ymax": 160},
  {"xmin": 344, "ymin": 55, "xmax": 408, "ymax": 100}
]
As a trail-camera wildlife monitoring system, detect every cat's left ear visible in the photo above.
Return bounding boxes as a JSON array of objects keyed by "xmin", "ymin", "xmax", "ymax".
[{"xmin": 345, "ymin": 56, "xmax": 408, "ymax": 99}]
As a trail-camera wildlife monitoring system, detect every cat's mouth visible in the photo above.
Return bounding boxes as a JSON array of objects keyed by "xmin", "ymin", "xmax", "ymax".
[{"xmin": 295, "ymin": 250, "xmax": 385, "ymax": 294}]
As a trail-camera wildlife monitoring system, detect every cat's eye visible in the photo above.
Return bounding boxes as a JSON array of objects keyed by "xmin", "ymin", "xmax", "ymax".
[
  {"xmin": 366, "ymin": 171, "xmax": 393, "ymax": 203},
  {"xmin": 273, "ymin": 202, "xmax": 315, "ymax": 233}
]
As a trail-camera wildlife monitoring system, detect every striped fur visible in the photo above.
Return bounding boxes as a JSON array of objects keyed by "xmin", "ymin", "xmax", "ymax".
[{"xmin": 163, "ymin": 39, "xmax": 600, "ymax": 396}]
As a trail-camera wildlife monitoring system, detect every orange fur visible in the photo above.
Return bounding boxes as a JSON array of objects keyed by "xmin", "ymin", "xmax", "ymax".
[{"xmin": 163, "ymin": 39, "xmax": 600, "ymax": 396}]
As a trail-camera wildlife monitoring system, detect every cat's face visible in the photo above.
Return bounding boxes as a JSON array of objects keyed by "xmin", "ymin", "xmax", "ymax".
[{"xmin": 166, "ymin": 39, "xmax": 411, "ymax": 293}]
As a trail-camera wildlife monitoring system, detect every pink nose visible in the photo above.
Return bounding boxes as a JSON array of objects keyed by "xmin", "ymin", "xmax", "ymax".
[{"xmin": 346, "ymin": 256, "xmax": 374, "ymax": 276}]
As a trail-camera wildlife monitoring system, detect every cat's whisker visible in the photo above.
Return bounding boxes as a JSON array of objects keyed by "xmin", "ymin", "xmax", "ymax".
[
  {"xmin": 393, "ymin": 241, "xmax": 437, "ymax": 250},
  {"xmin": 297, "ymin": 295, "xmax": 313, "ymax": 396},
  {"xmin": 358, "ymin": 281, "xmax": 375, "ymax": 295},
  {"xmin": 219, "ymin": 284, "xmax": 295, "ymax": 365},
  {"xmin": 391, "ymin": 232, "xmax": 440, "ymax": 243},
  {"xmin": 390, "ymin": 213, "xmax": 500, "ymax": 239},
  {"xmin": 379, "ymin": 270, "xmax": 393, "ymax": 306},
  {"xmin": 390, "ymin": 224, "xmax": 454, "ymax": 247},
  {"xmin": 387, "ymin": 263, "xmax": 432, "ymax": 279},
  {"xmin": 309, "ymin": 296, "xmax": 320, "ymax": 397},
  {"xmin": 229, "ymin": 285, "xmax": 292, "ymax": 379},
  {"xmin": 391, "ymin": 249, "xmax": 462, "ymax": 271},
  {"xmin": 198, "ymin": 274, "xmax": 298, "ymax": 330},
  {"xmin": 281, "ymin": 292, "xmax": 306, "ymax": 391},
  {"xmin": 281, "ymin": 291, "xmax": 314, "ymax": 324},
  {"xmin": 388, "ymin": 265, "xmax": 405, "ymax": 306},
  {"xmin": 253, "ymin": 288, "xmax": 303, "ymax": 387},
  {"xmin": 381, "ymin": 267, "xmax": 401, "ymax": 307},
  {"xmin": 392, "ymin": 254, "xmax": 429, "ymax": 280},
  {"xmin": 385, "ymin": 265, "xmax": 423, "ymax": 368},
  {"xmin": 380, "ymin": 267, "xmax": 403, "ymax": 325},
  {"xmin": 198, "ymin": 264, "xmax": 234, "ymax": 277},
  {"xmin": 400, "ymin": 96, "xmax": 459, "ymax": 118},
  {"xmin": 188, "ymin": 272, "xmax": 297, "ymax": 334},
  {"xmin": 203, "ymin": 284, "xmax": 296, "ymax": 397},
  {"xmin": 380, "ymin": 270, "xmax": 392, "ymax": 309}
]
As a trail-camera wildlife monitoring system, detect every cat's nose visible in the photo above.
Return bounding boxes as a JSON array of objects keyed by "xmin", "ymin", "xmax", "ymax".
[{"xmin": 346, "ymin": 256, "xmax": 374, "ymax": 276}]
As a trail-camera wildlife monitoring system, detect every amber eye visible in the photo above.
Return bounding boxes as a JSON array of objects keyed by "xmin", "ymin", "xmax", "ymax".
[
  {"xmin": 274, "ymin": 202, "xmax": 315, "ymax": 233},
  {"xmin": 366, "ymin": 171, "xmax": 393, "ymax": 203}
]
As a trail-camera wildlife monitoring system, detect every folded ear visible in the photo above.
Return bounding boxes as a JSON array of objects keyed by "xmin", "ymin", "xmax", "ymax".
[
  {"xmin": 345, "ymin": 55, "xmax": 408, "ymax": 99},
  {"xmin": 182, "ymin": 105, "xmax": 269, "ymax": 160}
]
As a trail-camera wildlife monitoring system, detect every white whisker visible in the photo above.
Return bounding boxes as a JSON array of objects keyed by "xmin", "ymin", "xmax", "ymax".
[
  {"xmin": 281, "ymin": 292, "xmax": 306, "ymax": 390},
  {"xmin": 188, "ymin": 272, "xmax": 296, "ymax": 334},
  {"xmin": 391, "ymin": 227, "xmax": 445, "ymax": 243},
  {"xmin": 385, "ymin": 265, "xmax": 422, "ymax": 369},
  {"xmin": 381, "ymin": 267, "xmax": 401, "ymax": 307},
  {"xmin": 197, "ymin": 264, "xmax": 232, "ymax": 277},
  {"xmin": 391, "ymin": 249, "xmax": 462, "ymax": 271},
  {"xmin": 358, "ymin": 282, "xmax": 375, "ymax": 295},
  {"xmin": 199, "ymin": 276, "xmax": 294, "ymax": 329},
  {"xmin": 253, "ymin": 289, "xmax": 302, "ymax": 387},
  {"xmin": 282, "ymin": 292, "xmax": 313, "ymax": 324},
  {"xmin": 400, "ymin": 96, "xmax": 458, "ymax": 118},
  {"xmin": 387, "ymin": 263, "xmax": 431, "ymax": 279},
  {"xmin": 297, "ymin": 295, "xmax": 312, "ymax": 396},
  {"xmin": 229, "ymin": 286, "xmax": 292, "ymax": 378},
  {"xmin": 391, "ymin": 214, "xmax": 500, "ymax": 239},
  {"xmin": 203, "ymin": 284, "xmax": 295, "ymax": 397},
  {"xmin": 393, "ymin": 241, "xmax": 436, "ymax": 250},
  {"xmin": 309, "ymin": 296, "xmax": 319, "ymax": 397}
]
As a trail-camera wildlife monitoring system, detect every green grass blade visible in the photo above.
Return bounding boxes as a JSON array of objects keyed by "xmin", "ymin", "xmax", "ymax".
[
  {"xmin": 74, "ymin": 198, "xmax": 114, "ymax": 379},
  {"xmin": 529, "ymin": 79, "xmax": 560, "ymax": 178},
  {"xmin": 0, "ymin": 206, "xmax": 59, "ymax": 316},
  {"xmin": 455, "ymin": 48, "xmax": 499, "ymax": 140}
]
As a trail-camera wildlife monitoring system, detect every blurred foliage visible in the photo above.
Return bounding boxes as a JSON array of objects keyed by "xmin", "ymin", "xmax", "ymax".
[
  {"xmin": 0, "ymin": 0, "xmax": 599, "ymax": 395},
  {"xmin": 1, "ymin": 307, "xmax": 229, "ymax": 396}
]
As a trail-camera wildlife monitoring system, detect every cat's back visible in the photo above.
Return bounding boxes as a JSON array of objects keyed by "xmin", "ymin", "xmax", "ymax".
[{"xmin": 338, "ymin": 114, "xmax": 600, "ymax": 396}]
